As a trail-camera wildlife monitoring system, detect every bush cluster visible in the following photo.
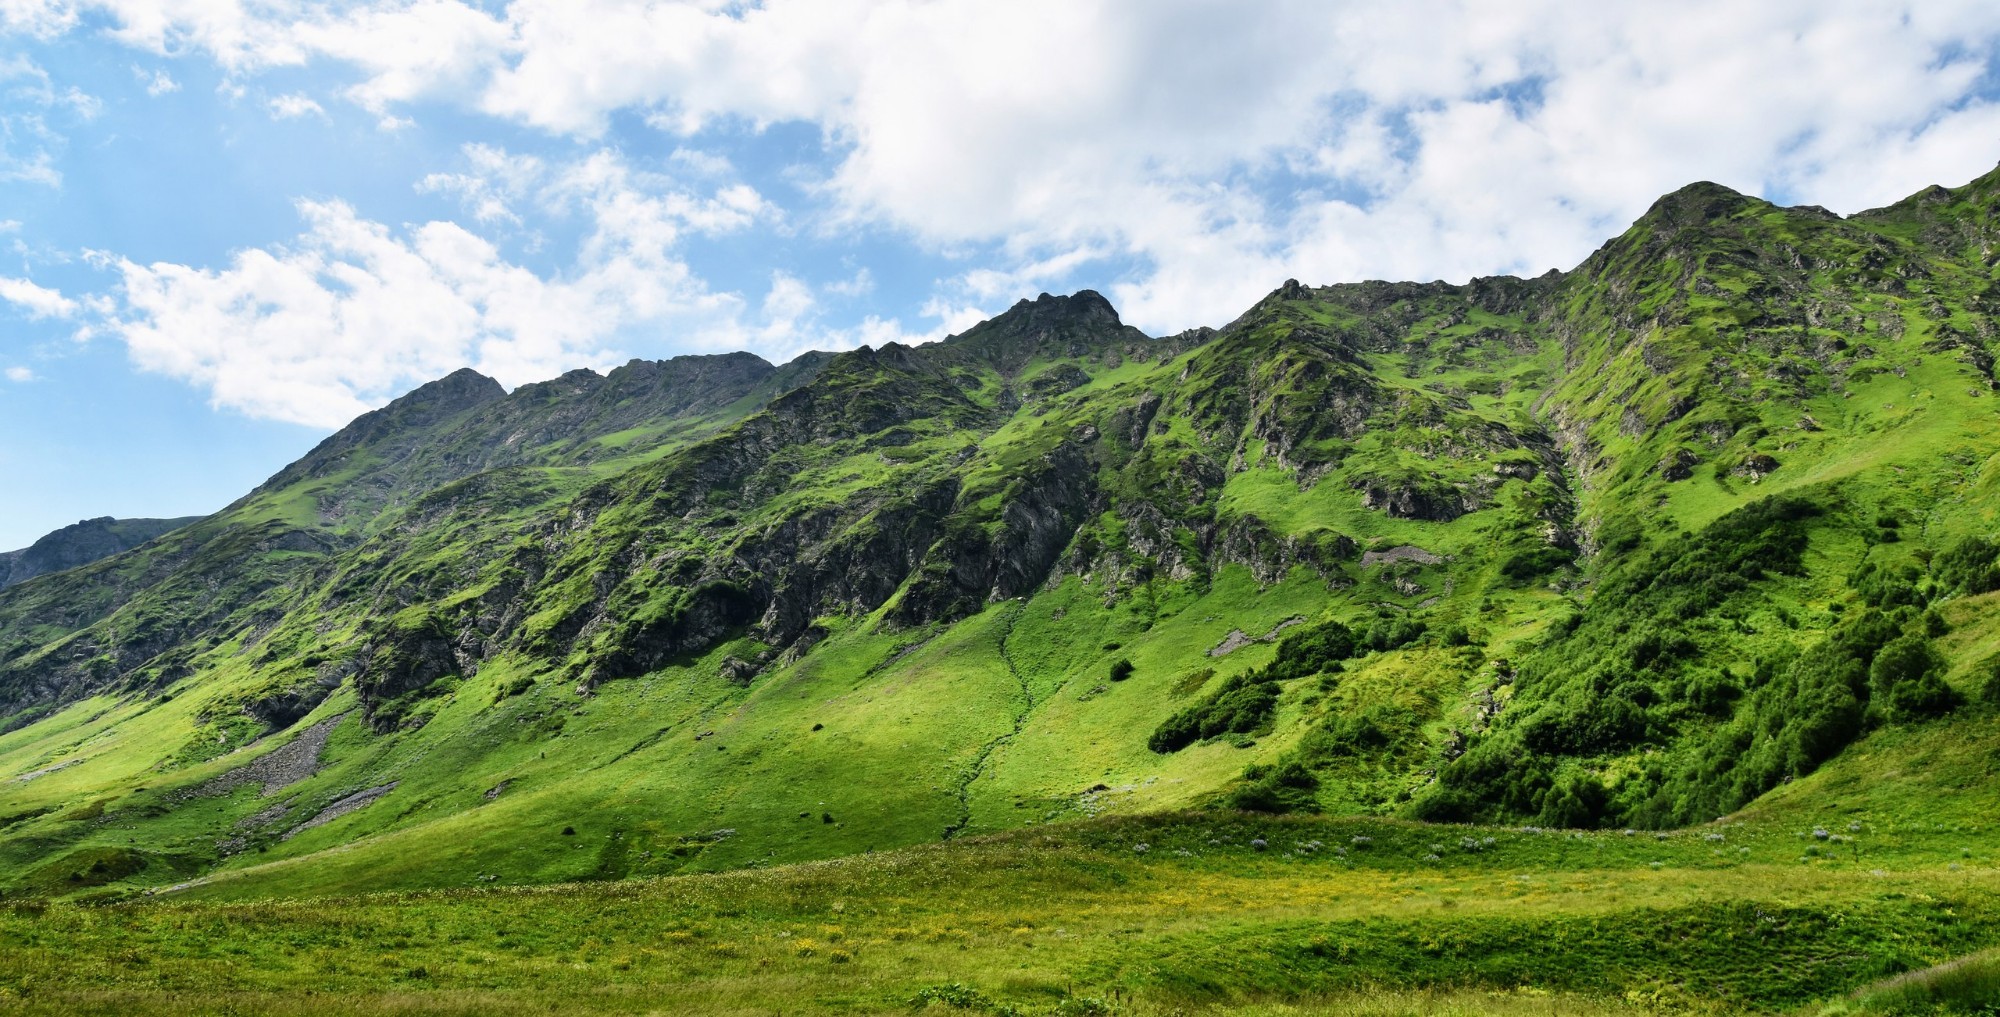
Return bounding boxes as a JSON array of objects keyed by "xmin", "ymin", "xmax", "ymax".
[
  {"xmin": 1149, "ymin": 614, "xmax": 1425, "ymax": 753},
  {"xmin": 1416, "ymin": 496, "xmax": 1968, "ymax": 829}
]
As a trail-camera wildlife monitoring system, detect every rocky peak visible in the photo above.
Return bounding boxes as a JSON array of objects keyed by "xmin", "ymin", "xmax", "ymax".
[
  {"xmin": 509, "ymin": 368, "xmax": 604, "ymax": 404},
  {"xmin": 593, "ymin": 352, "xmax": 776, "ymax": 414},
  {"xmin": 1635, "ymin": 181, "xmax": 1759, "ymax": 231},
  {"xmin": 0, "ymin": 515, "xmax": 200, "ymax": 589},
  {"xmin": 380, "ymin": 368, "xmax": 508, "ymax": 425},
  {"xmin": 940, "ymin": 289, "xmax": 1150, "ymax": 374},
  {"xmin": 982, "ymin": 290, "xmax": 1126, "ymax": 333},
  {"xmin": 254, "ymin": 368, "xmax": 506, "ymax": 496}
]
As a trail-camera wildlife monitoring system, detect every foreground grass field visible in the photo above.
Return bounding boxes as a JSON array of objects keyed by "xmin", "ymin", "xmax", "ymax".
[{"xmin": 5, "ymin": 797, "xmax": 2000, "ymax": 1016}]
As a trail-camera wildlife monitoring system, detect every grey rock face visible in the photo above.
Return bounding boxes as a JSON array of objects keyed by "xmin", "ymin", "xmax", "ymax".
[{"xmin": 0, "ymin": 516, "xmax": 200, "ymax": 589}]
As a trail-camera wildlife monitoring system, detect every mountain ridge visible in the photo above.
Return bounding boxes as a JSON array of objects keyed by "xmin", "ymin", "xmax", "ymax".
[
  {"xmin": 0, "ymin": 515, "xmax": 201, "ymax": 590},
  {"xmin": 5, "ymin": 164, "xmax": 2000, "ymax": 901}
]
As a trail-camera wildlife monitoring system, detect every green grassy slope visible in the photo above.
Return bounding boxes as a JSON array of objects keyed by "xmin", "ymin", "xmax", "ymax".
[
  {"xmin": 9, "ymin": 746, "xmax": 2000, "ymax": 1015},
  {"xmin": 3, "ymin": 167, "xmax": 2000, "ymax": 1016}
]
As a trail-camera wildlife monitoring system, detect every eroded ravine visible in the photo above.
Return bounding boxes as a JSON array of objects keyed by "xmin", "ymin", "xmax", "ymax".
[{"xmin": 941, "ymin": 601, "xmax": 1032, "ymax": 840}]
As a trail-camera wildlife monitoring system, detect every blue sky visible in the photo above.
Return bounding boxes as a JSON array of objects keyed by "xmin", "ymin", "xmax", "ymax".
[{"xmin": 2, "ymin": 1, "xmax": 2000, "ymax": 549}]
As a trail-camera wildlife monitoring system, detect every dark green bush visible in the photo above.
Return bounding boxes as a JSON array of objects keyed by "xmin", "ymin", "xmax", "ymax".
[
  {"xmin": 1148, "ymin": 618, "xmax": 1361, "ymax": 753},
  {"xmin": 1869, "ymin": 634, "xmax": 1957, "ymax": 721},
  {"xmin": 1934, "ymin": 536, "xmax": 2000, "ymax": 597},
  {"xmin": 1499, "ymin": 545, "xmax": 1574, "ymax": 582},
  {"xmin": 1851, "ymin": 561, "xmax": 1926, "ymax": 609},
  {"xmin": 1418, "ymin": 496, "xmax": 1828, "ymax": 826},
  {"xmin": 1147, "ymin": 673, "xmax": 1280, "ymax": 752},
  {"xmin": 1359, "ymin": 616, "xmax": 1426, "ymax": 653},
  {"xmin": 1225, "ymin": 761, "xmax": 1320, "ymax": 813}
]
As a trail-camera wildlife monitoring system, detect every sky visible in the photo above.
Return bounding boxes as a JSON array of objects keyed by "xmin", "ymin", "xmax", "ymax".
[{"xmin": 1, "ymin": 1, "xmax": 2000, "ymax": 549}]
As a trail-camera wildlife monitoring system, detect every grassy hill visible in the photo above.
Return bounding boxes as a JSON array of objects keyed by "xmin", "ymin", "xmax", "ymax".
[{"xmin": 8, "ymin": 168, "xmax": 2000, "ymax": 1013}]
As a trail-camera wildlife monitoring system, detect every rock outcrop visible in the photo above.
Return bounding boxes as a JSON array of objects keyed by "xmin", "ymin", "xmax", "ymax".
[{"xmin": 0, "ymin": 516, "xmax": 200, "ymax": 589}]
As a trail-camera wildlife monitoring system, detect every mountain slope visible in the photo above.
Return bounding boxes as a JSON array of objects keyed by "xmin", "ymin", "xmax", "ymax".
[
  {"xmin": 0, "ymin": 516, "xmax": 199, "ymax": 589},
  {"xmin": 7, "ymin": 169, "xmax": 2000, "ymax": 901}
]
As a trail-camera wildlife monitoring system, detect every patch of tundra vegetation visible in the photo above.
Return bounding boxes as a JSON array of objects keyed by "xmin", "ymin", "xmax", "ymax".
[{"xmin": 2, "ymin": 807, "xmax": 1999, "ymax": 1015}]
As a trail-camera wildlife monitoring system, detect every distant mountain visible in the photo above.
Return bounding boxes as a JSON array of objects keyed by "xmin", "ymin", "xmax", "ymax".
[
  {"xmin": 7, "ymin": 166, "xmax": 2000, "ymax": 901},
  {"xmin": 0, "ymin": 516, "xmax": 200, "ymax": 589}
]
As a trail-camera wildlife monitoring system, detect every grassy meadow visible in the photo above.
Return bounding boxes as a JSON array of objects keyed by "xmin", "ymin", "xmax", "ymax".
[{"xmin": 9, "ymin": 702, "xmax": 2000, "ymax": 1016}]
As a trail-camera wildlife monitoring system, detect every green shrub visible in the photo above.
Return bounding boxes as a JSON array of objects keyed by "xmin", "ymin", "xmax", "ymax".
[
  {"xmin": 1869, "ymin": 634, "xmax": 1957, "ymax": 721},
  {"xmin": 1977, "ymin": 655, "xmax": 2000, "ymax": 707},
  {"xmin": 1359, "ymin": 615, "xmax": 1426, "ymax": 653},
  {"xmin": 1418, "ymin": 496, "xmax": 1825, "ymax": 826},
  {"xmin": 492, "ymin": 675, "xmax": 536, "ymax": 704},
  {"xmin": 1148, "ymin": 673, "xmax": 1280, "ymax": 752},
  {"xmin": 1148, "ymin": 619, "xmax": 1362, "ymax": 753},
  {"xmin": 1500, "ymin": 545, "xmax": 1574, "ymax": 582},
  {"xmin": 1299, "ymin": 703, "xmax": 1420, "ymax": 759},
  {"xmin": 1225, "ymin": 761, "xmax": 1320, "ymax": 814},
  {"xmin": 1852, "ymin": 562, "xmax": 1926, "ymax": 609},
  {"xmin": 1932, "ymin": 536, "xmax": 2000, "ymax": 598}
]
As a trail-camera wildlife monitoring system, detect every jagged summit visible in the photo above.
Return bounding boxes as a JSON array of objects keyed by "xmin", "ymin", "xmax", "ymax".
[
  {"xmin": 965, "ymin": 289, "xmax": 1125, "ymax": 335},
  {"xmin": 379, "ymin": 366, "xmax": 506, "ymax": 421},
  {"xmin": 1016, "ymin": 288, "xmax": 1121, "ymax": 322},
  {"xmin": 350, "ymin": 366, "xmax": 504, "ymax": 433},
  {"xmin": 1632, "ymin": 179, "xmax": 1761, "ymax": 230},
  {"xmin": 252, "ymin": 352, "xmax": 787, "ymax": 516},
  {"xmin": 939, "ymin": 288, "xmax": 1150, "ymax": 374}
]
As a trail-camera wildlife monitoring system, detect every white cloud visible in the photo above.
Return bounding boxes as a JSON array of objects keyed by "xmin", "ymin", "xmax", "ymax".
[
  {"xmin": 667, "ymin": 147, "xmax": 733, "ymax": 178},
  {"xmin": 14, "ymin": 1, "xmax": 2000, "ymax": 343},
  {"xmin": 4, "ymin": 365, "xmax": 33, "ymax": 382},
  {"xmin": 823, "ymin": 267, "xmax": 871, "ymax": 298},
  {"xmin": 106, "ymin": 199, "xmax": 603, "ymax": 426},
  {"xmin": 0, "ymin": 54, "xmax": 100, "ymax": 186},
  {"xmin": 300, "ymin": 0, "xmax": 511, "ymax": 113},
  {"xmin": 35, "ymin": 0, "xmax": 2000, "ymax": 333},
  {"xmin": 959, "ymin": 248, "xmax": 1111, "ymax": 303},
  {"xmin": 0, "ymin": 0, "xmax": 75, "ymax": 38},
  {"xmin": 132, "ymin": 64, "xmax": 178, "ymax": 95},
  {"xmin": 0, "ymin": 274, "xmax": 75, "ymax": 317},
  {"xmin": 96, "ymin": 149, "xmax": 813, "ymax": 427},
  {"xmin": 266, "ymin": 92, "xmax": 324, "ymax": 120},
  {"xmin": 93, "ymin": 0, "xmax": 309, "ymax": 71},
  {"xmin": 0, "ymin": 127, "xmax": 58, "ymax": 186},
  {"xmin": 417, "ymin": 143, "xmax": 545, "ymax": 224}
]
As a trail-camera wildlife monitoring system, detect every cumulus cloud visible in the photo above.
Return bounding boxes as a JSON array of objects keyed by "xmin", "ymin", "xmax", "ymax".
[
  {"xmin": 0, "ymin": 54, "xmax": 98, "ymax": 186},
  {"xmin": 7, "ymin": 0, "xmax": 2000, "ymax": 415},
  {"xmin": 4, "ymin": 365, "xmax": 33, "ymax": 382},
  {"xmin": 95, "ymin": 149, "xmax": 826, "ymax": 426},
  {"xmin": 0, "ymin": 0, "xmax": 75, "ymax": 38},
  {"xmin": 131, "ymin": 64, "xmax": 177, "ymax": 95},
  {"xmin": 106, "ymin": 198, "xmax": 611, "ymax": 427},
  {"xmin": 417, "ymin": 144, "xmax": 543, "ymax": 224},
  {"xmin": 0, "ymin": 274, "xmax": 74, "ymax": 317},
  {"xmin": 17, "ymin": 0, "xmax": 2000, "ymax": 335},
  {"xmin": 266, "ymin": 92, "xmax": 325, "ymax": 120}
]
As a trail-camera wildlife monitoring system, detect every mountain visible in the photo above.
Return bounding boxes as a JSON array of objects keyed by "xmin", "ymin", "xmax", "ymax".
[
  {"xmin": 7, "ymin": 168, "xmax": 2000, "ymax": 906},
  {"xmin": 0, "ymin": 516, "xmax": 200, "ymax": 589}
]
